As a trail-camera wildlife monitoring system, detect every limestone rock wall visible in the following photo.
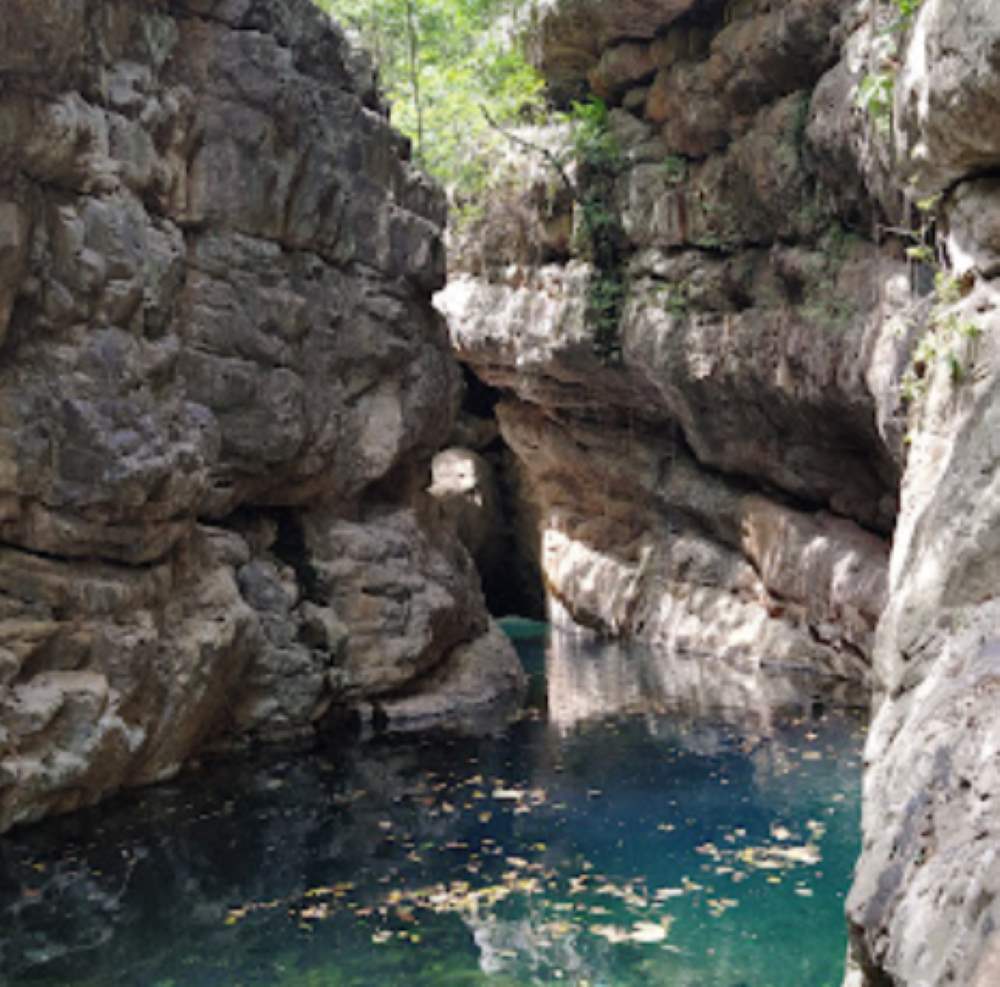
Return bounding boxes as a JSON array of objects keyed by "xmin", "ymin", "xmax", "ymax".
[
  {"xmin": 446, "ymin": 0, "xmax": 1000, "ymax": 983},
  {"xmin": 0, "ymin": 0, "xmax": 523, "ymax": 833},
  {"xmin": 442, "ymin": 0, "xmax": 900, "ymax": 681},
  {"xmin": 844, "ymin": 4, "xmax": 1000, "ymax": 985}
]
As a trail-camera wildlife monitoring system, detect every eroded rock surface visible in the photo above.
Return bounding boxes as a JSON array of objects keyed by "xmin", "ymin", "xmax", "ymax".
[
  {"xmin": 447, "ymin": 4, "xmax": 1000, "ymax": 976},
  {"xmin": 0, "ymin": 0, "xmax": 522, "ymax": 833},
  {"xmin": 443, "ymin": 0, "xmax": 902, "ymax": 686},
  {"xmin": 844, "ymin": 3, "xmax": 1000, "ymax": 984}
]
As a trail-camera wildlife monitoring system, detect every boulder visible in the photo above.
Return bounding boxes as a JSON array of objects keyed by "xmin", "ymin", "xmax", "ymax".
[{"xmin": 0, "ymin": 0, "xmax": 520, "ymax": 832}]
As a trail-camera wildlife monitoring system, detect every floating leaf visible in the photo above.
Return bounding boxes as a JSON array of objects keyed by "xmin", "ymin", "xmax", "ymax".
[
  {"xmin": 492, "ymin": 788, "xmax": 523, "ymax": 800},
  {"xmin": 631, "ymin": 918, "xmax": 673, "ymax": 943}
]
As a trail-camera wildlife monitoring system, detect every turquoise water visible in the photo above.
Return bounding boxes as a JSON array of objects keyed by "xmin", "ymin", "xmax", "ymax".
[{"xmin": 0, "ymin": 622, "xmax": 864, "ymax": 987}]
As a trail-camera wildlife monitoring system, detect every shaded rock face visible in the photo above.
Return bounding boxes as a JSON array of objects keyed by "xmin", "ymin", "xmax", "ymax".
[
  {"xmin": 0, "ymin": 0, "xmax": 523, "ymax": 833},
  {"xmin": 521, "ymin": 0, "xmax": 706, "ymax": 104},
  {"xmin": 444, "ymin": 0, "xmax": 902, "ymax": 684}
]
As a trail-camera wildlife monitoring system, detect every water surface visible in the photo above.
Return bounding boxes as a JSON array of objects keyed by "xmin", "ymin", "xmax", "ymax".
[{"xmin": 0, "ymin": 622, "xmax": 864, "ymax": 987}]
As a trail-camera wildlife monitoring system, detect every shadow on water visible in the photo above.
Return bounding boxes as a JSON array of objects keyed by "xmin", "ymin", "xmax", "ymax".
[{"xmin": 0, "ymin": 622, "xmax": 866, "ymax": 987}]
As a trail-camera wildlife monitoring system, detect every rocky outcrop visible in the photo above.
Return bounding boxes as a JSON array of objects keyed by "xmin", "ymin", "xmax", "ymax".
[
  {"xmin": 843, "ymin": 4, "xmax": 1000, "ymax": 985},
  {"xmin": 448, "ymin": 4, "xmax": 1000, "ymax": 974},
  {"xmin": 447, "ymin": 1, "xmax": 1000, "ymax": 977},
  {"xmin": 0, "ymin": 0, "xmax": 523, "ymax": 833},
  {"xmin": 443, "ymin": 0, "xmax": 901, "ymax": 683}
]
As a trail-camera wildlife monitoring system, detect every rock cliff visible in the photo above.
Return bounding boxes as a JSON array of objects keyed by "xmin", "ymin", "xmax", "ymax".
[
  {"xmin": 443, "ymin": 0, "xmax": 898, "ymax": 682},
  {"xmin": 844, "ymin": 4, "xmax": 1000, "ymax": 985},
  {"xmin": 0, "ymin": 0, "xmax": 523, "ymax": 833},
  {"xmin": 445, "ymin": 0, "xmax": 1000, "ymax": 983}
]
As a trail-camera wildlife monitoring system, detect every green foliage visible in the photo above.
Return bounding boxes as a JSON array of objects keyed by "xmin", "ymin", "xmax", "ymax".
[
  {"xmin": 569, "ymin": 97, "xmax": 620, "ymax": 174},
  {"xmin": 654, "ymin": 280, "xmax": 689, "ymax": 317},
  {"xmin": 895, "ymin": 199, "xmax": 967, "ymax": 403},
  {"xmin": 934, "ymin": 269, "xmax": 964, "ymax": 306},
  {"xmin": 857, "ymin": 0, "xmax": 925, "ymax": 130},
  {"xmin": 855, "ymin": 70, "xmax": 894, "ymax": 133},
  {"xmin": 905, "ymin": 243, "xmax": 934, "ymax": 264},
  {"xmin": 660, "ymin": 155, "xmax": 688, "ymax": 185},
  {"xmin": 313, "ymin": 0, "xmax": 544, "ymax": 201},
  {"xmin": 588, "ymin": 273, "xmax": 627, "ymax": 363},
  {"xmin": 565, "ymin": 98, "xmax": 628, "ymax": 364},
  {"xmin": 893, "ymin": 0, "xmax": 923, "ymax": 22},
  {"xmin": 900, "ymin": 271, "xmax": 981, "ymax": 403},
  {"xmin": 574, "ymin": 197, "xmax": 616, "ymax": 259}
]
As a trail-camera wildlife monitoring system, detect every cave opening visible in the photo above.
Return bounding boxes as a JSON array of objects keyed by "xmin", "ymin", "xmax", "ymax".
[{"xmin": 443, "ymin": 364, "xmax": 546, "ymax": 623}]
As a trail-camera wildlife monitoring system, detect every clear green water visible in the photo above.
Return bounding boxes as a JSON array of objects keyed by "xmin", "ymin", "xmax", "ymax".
[{"xmin": 0, "ymin": 622, "xmax": 865, "ymax": 987}]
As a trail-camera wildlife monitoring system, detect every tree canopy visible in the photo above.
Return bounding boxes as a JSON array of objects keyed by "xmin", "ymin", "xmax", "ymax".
[{"xmin": 313, "ymin": 0, "xmax": 544, "ymax": 207}]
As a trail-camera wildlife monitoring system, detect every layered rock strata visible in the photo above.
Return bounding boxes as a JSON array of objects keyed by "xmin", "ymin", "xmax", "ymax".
[
  {"xmin": 450, "ymin": 0, "xmax": 1000, "ymax": 982},
  {"xmin": 443, "ymin": 0, "xmax": 900, "ymax": 683},
  {"xmin": 0, "ymin": 0, "xmax": 523, "ymax": 833}
]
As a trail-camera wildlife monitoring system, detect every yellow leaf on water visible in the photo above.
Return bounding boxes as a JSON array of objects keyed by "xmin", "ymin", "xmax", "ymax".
[
  {"xmin": 654, "ymin": 887, "xmax": 685, "ymax": 900},
  {"xmin": 630, "ymin": 918, "xmax": 672, "ymax": 943},
  {"xmin": 590, "ymin": 924, "xmax": 630, "ymax": 944}
]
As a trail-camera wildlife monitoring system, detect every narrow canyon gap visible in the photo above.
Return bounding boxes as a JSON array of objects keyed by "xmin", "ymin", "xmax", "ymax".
[{"xmin": 2, "ymin": 2, "xmax": 1000, "ymax": 987}]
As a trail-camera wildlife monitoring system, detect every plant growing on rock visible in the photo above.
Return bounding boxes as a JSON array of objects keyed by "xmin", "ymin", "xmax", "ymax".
[
  {"xmin": 569, "ymin": 96, "xmax": 620, "ymax": 173},
  {"xmin": 855, "ymin": 0, "xmax": 924, "ymax": 132},
  {"xmin": 659, "ymin": 155, "xmax": 688, "ymax": 185},
  {"xmin": 900, "ymin": 270, "xmax": 981, "ymax": 402},
  {"xmin": 855, "ymin": 70, "xmax": 894, "ymax": 134},
  {"xmin": 568, "ymin": 98, "xmax": 629, "ymax": 364},
  {"xmin": 468, "ymin": 94, "xmax": 630, "ymax": 361},
  {"xmin": 891, "ymin": 190, "xmax": 982, "ymax": 401}
]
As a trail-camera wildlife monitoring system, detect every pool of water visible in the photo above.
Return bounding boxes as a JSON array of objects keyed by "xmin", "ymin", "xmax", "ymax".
[{"xmin": 0, "ymin": 622, "xmax": 865, "ymax": 987}]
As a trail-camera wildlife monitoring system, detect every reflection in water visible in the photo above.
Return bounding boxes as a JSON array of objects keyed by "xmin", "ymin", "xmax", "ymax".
[
  {"xmin": 547, "ymin": 621, "xmax": 865, "ymax": 737},
  {"xmin": 0, "ymin": 623, "xmax": 864, "ymax": 987}
]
